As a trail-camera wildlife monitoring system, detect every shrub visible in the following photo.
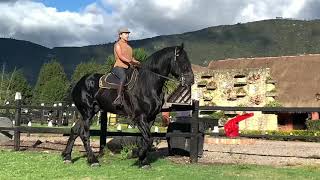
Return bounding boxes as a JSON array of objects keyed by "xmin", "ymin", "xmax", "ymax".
[
  {"xmin": 240, "ymin": 130, "xmax": 320, "ymax": 137},
  {"xmin": 306, "ymin": 120, "xmax": 320, "ymax": 131},
  {"xmin": 210, "ymin": 111, "xmax": 225, "ymax": 120},
  {"xmin": 120, "ymin": 144, "xmax": 138, "ymax": 160},
  {"xmin": 264, "ymin": 100, "xmax": 282, "ymax": 107}
]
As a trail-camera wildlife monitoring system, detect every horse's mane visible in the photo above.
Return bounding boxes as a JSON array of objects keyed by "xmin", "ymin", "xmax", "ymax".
[
  {"xmin": 142, "ymin": 47, "xmax": 174, "ymax": 72},
  {"xmin": 135, "ymin": 46, "xmax": 175, "ymax": 94}
]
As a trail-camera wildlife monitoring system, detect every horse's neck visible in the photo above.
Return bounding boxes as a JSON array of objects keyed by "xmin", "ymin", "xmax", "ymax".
[
  {"xmin": 138, "ymin": 51, "xmax": 172, "ymax": 95},
  {"xmin": 138, "ymin": 69, "xmax": 167, "ymax": 95}
]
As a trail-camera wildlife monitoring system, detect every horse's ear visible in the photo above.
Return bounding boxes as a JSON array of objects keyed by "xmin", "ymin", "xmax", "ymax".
[
  {"xmin": 176, "ymin": 43, "xmax": 184, "ymax": 54},
  {"xmin": 180, "ymin": 43, "xmax": 184, "ymax": 50}
]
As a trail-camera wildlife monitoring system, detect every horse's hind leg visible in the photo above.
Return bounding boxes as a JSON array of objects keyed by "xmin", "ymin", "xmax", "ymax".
[
  {"xmin": 62, "ymin": 120, "xmax": 81, "ymax": 163},
  {"xmin": 79, "ymin": 110, "xmax": 100, "ymax": 166},
  {"xmin": 136, "ymin": 114, "xmax": 153, "ymax": 168}
]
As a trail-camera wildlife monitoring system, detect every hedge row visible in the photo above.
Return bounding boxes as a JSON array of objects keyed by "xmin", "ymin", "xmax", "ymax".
[{"xmin": 240, "ymin": 130, "xmax": 320, "ymax": 137}]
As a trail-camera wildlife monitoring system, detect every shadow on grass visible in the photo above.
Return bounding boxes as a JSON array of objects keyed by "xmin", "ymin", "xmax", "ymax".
[
  {"xmin": 71, "ymin": 154, "xmax": 87, "ymax": 163},
  {"xmin": 131, "ymin": 147, "xmax": 170, "ymax": 167}
]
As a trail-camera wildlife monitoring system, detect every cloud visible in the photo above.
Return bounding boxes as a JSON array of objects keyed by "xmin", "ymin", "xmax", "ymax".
[
  {"xmin": 296, "ymin": 0, "xmax": 320, "ymax": 20},
  {"xmin": 103, "ymin": 0, "xmax": 310, "ymax": 37},
  {"xmin": 0, "ymin": 0, "xmax": 318, "ymax": 47},
  {"xmin": 0, "ymin": 0, "xmax": 117, "ymax": 47}
]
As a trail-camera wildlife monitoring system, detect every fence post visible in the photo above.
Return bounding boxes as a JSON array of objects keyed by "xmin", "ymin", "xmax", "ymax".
[
  {"xmin": 190, "ymin": 100, "xmax": 199, "ymax": 163},
  {"xmin": 14, "ymin": 92, "xmax": 22, "ymax": 151},
  {"xmin": 58, "ymin": 103, "xmax": 63, "ymax": 126},
  {"xmin": 40, "ymin": 103, "xmax": 44, "ymax": 125},
  {"xmin": 100, "ymin": 111, "xmax": 107, "ymax": 153}
]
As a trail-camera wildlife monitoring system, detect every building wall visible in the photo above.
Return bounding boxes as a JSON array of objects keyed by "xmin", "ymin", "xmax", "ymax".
[{"xmin": 192, "ymin": 67, "xmax": 278, "ymax": 130}]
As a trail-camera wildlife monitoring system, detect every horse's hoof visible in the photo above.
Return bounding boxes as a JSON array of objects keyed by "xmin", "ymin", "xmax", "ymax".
[
  {"xmin": 63, "ymin": 160, "xmax": 72, "ymax": 164},
  {"xmin": 90, "ymin": 163, "xmax": 101, "ymax": 167},
  {"xmin": 141, "ymin": 165, "xmax": 151, "ymax": 169}
]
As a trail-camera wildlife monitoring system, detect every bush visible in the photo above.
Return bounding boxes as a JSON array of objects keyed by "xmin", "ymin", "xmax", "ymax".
[
  {"xmin": 240, "ymin": 130, "xmax": 320, "ymax": 137},
  {"xmin": 210, "ymin": 111, "xmax": 225, "ymax": 120},
  {"xmin": 120, "ymin": 144, "xmax": 138, "ymax": 160},
  {"xmin": 264, "ymin": 100, "xmax": 282, "ymax": 107},
  {"xmin": 306, "ymin": 120, "xmax": 320, "ymax": 131}
]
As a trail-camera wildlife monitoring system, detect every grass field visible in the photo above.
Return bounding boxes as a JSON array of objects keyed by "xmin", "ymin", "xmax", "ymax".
[{"xmin": 0, "ymin": 149, "xmax": 320, "ymax": 180}]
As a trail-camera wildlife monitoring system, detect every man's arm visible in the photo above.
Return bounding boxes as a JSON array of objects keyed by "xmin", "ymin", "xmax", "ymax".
[{"xmin": 115, "ymin": 43, "xmax": 132, "ymax": 63}]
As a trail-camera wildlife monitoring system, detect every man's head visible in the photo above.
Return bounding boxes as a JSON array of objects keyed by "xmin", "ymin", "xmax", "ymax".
[{"xmin": 118, "ymin": 27, "xmax": 130, "ymax": 41}]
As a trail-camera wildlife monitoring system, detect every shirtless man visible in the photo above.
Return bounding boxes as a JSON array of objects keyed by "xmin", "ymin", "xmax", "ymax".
[{"xmin": 111, "ymin": 27, "xmax": 140, "ymax": 106}]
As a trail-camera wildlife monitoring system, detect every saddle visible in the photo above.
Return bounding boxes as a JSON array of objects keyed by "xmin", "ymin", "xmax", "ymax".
[{"xmin": 99, "ymin": 68, "xmax": 139, "ymax": 90}]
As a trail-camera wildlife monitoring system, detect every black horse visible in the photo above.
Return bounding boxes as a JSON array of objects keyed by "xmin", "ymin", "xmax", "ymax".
[{"xmin": 62, "ymin": 44, "xmax": 194, "ymax": 167}]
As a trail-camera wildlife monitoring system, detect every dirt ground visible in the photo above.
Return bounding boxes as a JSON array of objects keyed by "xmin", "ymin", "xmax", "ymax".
[{"xmin": 1, "ymin": 134, "xmax": 320, "ymax": 167}]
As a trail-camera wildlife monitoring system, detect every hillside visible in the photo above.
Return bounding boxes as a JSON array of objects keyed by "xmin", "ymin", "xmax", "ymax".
[{"xmin": 1, "ymin": 19, "xmax": 320, "ymax": 84}]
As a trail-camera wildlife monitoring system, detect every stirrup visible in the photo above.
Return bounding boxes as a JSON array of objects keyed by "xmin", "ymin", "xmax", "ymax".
[{"xmin": 112, "ymin": 96, "xmax": 122, "ymax": 106}]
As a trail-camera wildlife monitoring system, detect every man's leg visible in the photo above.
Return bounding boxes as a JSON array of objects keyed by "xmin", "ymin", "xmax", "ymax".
[{"xmin": 112, "ymin": 67, "xmax": 126, "ymax": 106}]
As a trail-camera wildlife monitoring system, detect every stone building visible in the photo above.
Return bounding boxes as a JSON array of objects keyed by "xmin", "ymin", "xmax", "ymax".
[{"xmin": 191, "ymin": 54, "xmax": 320, "ymax": 131}]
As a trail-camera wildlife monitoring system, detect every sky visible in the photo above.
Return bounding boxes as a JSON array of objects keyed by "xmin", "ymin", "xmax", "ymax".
[{"xmin": 0, "ymin": 0, "xmax": 320, "ymax": 48}]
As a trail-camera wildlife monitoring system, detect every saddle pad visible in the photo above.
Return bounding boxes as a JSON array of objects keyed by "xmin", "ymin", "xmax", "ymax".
[
  {"xmin": 99, "ymin": 73, "xmax": 120, "ymax": 89},
  {"xmin": 99, "ymin": 68, "xmax": 139, "ymax": 89}
]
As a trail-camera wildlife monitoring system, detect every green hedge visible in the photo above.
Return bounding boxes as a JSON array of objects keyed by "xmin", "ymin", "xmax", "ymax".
[
  {"xmin": 306, "ymin": 120, "xmax": 320, "ymax": 131},
  {"xmin": 240, "ymin": 130, "xmax": 320, "ymax": 137}
]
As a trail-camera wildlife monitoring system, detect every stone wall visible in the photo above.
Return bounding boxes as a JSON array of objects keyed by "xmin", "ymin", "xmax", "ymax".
[{"xmin": 191, "ymin": 67, "xmax": 278, "ymax": 130}]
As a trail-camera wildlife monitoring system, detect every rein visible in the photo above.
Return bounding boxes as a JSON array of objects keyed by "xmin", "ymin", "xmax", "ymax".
[{"xmin": 139, "ymin": 66, "xmax": 180, "ymax": 83}]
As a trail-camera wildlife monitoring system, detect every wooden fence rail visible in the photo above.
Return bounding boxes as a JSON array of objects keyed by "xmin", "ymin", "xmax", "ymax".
[
  {"xmin": 0, "ymin": 100, "xmax": 201, "ymax": 163},
  {"xmin": 1, "ymin": 99, "xmax": 320, "ymax": 163}
]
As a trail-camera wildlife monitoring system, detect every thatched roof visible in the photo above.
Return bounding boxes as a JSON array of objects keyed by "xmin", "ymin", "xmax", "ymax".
[
  {"xmin": 191, "ymin": 64, "xmax": 209, "ymax": 72},
  {"xmin": 207, "ymin": 54, "xmax": 320, "ymax": 107}
]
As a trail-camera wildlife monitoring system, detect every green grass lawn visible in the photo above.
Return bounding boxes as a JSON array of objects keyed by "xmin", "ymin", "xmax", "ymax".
[{"xmin": 0, "ymin": 150, "xmax": 320, "ymax": 180}]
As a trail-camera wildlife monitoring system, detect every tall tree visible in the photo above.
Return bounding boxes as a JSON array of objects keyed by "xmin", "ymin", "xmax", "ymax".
[
  {"xmin": 7, "ymin": 69, "xmax": 32, "ymax": 104},
  {"xmin": 39, "ymin": 77, "xmax": 70, "ymax": 104},
  {"xmin": 71, "ymin": 59, "xmax": 106, "ymax": 83},
  {"xmin": 0, "ymin": 66, "xmax": 32, "ymax": 104},
  {"xmin": 133, "ymin": 48, "xmax": 148, "ymax": 63},
  {"xmin": 33, "ymin": 60, "xmax": 70, "ymax": 105},
  {"xmin": 105, "ymin": 55, "xmax": 115, "ymax": 73}
]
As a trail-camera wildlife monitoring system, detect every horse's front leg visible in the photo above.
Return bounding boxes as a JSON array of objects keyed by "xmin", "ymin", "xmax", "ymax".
[{"xmin": 136, "ymin": 114, "xmax": 153, "ymax": 168}]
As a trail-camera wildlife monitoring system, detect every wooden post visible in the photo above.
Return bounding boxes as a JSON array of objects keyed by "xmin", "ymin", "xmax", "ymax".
[
  {"xmin": 58, "ymin": 103, "xmax": 63, "ymax": 126},
  {"xmin": 40, "ymin": 103, "xmax": 44, "ymax": 125},
  {"xmin": 100, "ymin": 111, "xmax": 107, "ymax": 153},
  {"xmin": 14, "ymin": 94, "xmax": 22, "ymax": 151},
  {"xmin": 190, "ymin": 100, "xmax": 199, "ymax": 163}
]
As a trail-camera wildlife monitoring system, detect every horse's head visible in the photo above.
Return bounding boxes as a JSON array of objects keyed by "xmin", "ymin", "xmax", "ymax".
[{"xmin": 170, "ymin": 44, "xmax": 194, "ymax": 86}]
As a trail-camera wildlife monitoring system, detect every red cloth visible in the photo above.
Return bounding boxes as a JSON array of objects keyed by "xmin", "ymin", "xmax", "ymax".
[
  {"xmin": 224, "ymin": 113, "xmax": 254, "ymax": 137},
  {"xmin": 162, "ymin": 112, "xmax": 170, "ymax": 127}
]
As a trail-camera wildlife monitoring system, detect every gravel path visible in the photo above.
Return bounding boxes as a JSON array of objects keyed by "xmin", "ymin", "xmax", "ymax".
[
  {"xmin": 198, "ymin": 139, "xmax": 320, "ymax": 166},
  {"xmin": 1, "ymin": 134, "xmax": 320, "ymax": 167}
]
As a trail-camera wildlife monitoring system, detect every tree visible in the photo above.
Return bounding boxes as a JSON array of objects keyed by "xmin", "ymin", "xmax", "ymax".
[
  {"xmin": 39, "ymin": 77, "xmax": 70, "ymax": 104},
  {"xmin": 0, "ymin": 66, "xmax": 32, "ymax": 104},
  {"xmin": 133, "ymin": 48, "xmax": 148, "ymax": 63},
  {"xmin": 105, "ymin": 55, "xmax": 115, "ymax": 73},
  {"xmin": 71, "ymin": 59, "xmax": 106, "ymax": 83},
  {"xmin": 33, "ymin": 60, "xmax": 70, "ymax": 105},
  {"xmin": 8, "ymin": 69, "xmax": 32, "ymax": 104}
]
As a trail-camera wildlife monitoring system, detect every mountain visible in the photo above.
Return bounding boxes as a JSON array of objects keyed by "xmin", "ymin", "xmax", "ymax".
[{"xmin": 1, "ymin": 19, "xmax": 320, "ymax": 84}]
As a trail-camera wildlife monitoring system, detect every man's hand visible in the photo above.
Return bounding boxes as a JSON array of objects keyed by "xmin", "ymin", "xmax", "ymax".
[
  {"xmin": 132, "ymin": 58, "xmax": 140, "ymax": 64},
  {"xmin": 132, "ymin": 58, "xmax": 141, "ymax": 66},
  {"xmin": 131, "ymin": 59, "xmax": 141, "ymax": 68}
]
